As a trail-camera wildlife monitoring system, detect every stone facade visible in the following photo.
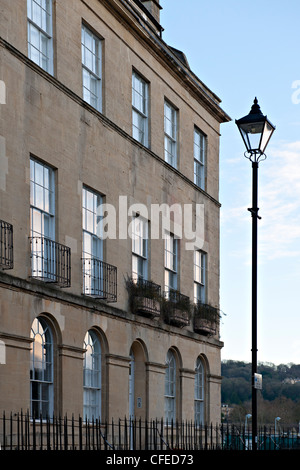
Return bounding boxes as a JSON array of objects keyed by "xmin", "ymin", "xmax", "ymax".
[{"xmin": 0, "ymin": 0, "xmax": 230, "ymax": 423}]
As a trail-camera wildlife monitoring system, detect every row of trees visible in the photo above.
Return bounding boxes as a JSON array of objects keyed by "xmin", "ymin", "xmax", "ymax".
[
  {"xmin": 221, "ymin": 361, "xmax": 300, "ymax": 426},
  {"xmin": 223, "ymin": 396, "xmax": 300, "ymax": 427}
]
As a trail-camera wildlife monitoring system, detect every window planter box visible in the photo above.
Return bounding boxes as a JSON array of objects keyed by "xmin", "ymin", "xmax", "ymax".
[
  {"xmin": 167, "ymin": 307, "xmax": 190, "ymax": 327},
  {"xmin": 133, "ymin": 296, "xmax": 161, "ymax": 318},
  {"xmin": 193, "ymin": 303, "xmax": 220, "ymax": 336},
  {"xmin": 126, "ymin": 278, "xmax": 161, "ymax": 319},
  {"xmin": 163, "ymin": 290, "xmax": 191, "ymax": 328},
  {"xmin": 194, "ymin": 317, "xmax": 216, "ymax": 335}
]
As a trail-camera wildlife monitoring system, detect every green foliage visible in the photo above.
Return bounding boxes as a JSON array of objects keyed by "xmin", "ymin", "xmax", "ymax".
[
  {"xmin": 221, "ymin": 360, "xmax": 300, "ymax": 405},
  {"xmin": 221, "ymin": 360, "xmax": 300, "ymax": 425}
]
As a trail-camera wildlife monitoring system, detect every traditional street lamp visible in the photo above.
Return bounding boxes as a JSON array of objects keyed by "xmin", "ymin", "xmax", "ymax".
[{"xmin": 236, "ymin": 98, "xmax": 275, "ymax": 451}]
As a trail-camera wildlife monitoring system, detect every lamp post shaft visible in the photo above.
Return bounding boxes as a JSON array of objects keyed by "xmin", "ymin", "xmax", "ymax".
[
  {"xmin": 251, "ymin": 160, "xmax": 258, "ymax": 451},
  {"xmin": 236, "ymin": 99, "xmax": 275, "ymax": 451}
]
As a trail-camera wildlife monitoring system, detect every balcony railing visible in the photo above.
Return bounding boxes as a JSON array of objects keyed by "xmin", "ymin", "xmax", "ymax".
[
  {"xmin": 30, "ymin": 237, "xmax": 71, "ymax": 288},
  {"xmin": 163, "ymin": 290, "xmax": 191, "ymax": 327},
  {"xmin": 82, "ymin": 257, "xmax": 117, "ymax": 302},
  {"xmin": 126, "ymin": 278, "xmax": 161, "ymax": 318},
  {"xmin": 0, "ymin": 220, "xmax": 13, "ymax": 269}
]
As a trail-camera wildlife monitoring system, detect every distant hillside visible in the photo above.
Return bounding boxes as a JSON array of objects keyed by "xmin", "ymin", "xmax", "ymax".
[{"xmin": 221, "ymin": 360, "xmax": 300, "ymax": 405}]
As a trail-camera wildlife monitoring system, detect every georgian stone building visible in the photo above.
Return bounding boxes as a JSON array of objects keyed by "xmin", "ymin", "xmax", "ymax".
[{"xmin": 0, "ymin": 0, "xmax": 230, "ymax": 424}]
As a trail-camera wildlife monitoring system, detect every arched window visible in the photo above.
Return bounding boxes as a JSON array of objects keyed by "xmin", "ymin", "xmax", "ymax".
[
  {"xmin": 195, "ymin": 357, "xmax": 205, "ymax": 425},
  {"xmin": 83, "ymin": 330, "xmax": 101, "ymax": 421},
  {"xmin": 30, "ymin": 317, "xmax": 53, "ymax": 418},
  {"xmin": 164, "ymin": 350, "xmax": 176, "ymax": 423}
]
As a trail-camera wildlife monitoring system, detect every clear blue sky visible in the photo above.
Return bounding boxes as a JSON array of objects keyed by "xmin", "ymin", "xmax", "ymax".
[{"xmin": 161, "ymin": 0, "xmax": 300, "ymax": 365}]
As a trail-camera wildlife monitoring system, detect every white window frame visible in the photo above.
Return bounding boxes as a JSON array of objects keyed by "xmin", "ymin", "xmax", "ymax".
[
  {"xmin": 83, "ymin": 330, "xmax": 102, "ymax": 421},
  {"xmin": 81, "ymin": 24, "xmax": 102, "ymax": 112},
  {"xmin": 82, "ymin": 187, "xmax": 104, "ymax": 295},
  {"xmin": 27, "ymin": 0, "xmax": 53, "ymax": 74},
  {"xmin": 132, "ymin": 72, "xmax": 149, "ymax": 147},
  {"xmin": 194, "ymin": 250, "xmax": 206, "ymax": 304},
  {"xmin": 30, "ymin": 158, "xmax": 55, "ymax": 280},
  {"xmin": 132, "ymin": 215, "xmax": 148, "ymax": 281},
  {"xmin": 164, "ymin": 233, "xmax": 177, "ymax": 295},
  {"xmin": 30, "ymin": 317, "xmax": 54, "ymax": 419},
  {"xmin": 30, "ymin": 158, "xmax": 55, "ymax": 240},
  {"xmin": 194, "ymin": 127, "xmax": 206, "ymax": 190},
  {"xmin": 194, "ymin": 357, "xmax": 205, "ymax": 426},
  {"xmin": 164, "ymin": 101, "xmax": 177, "ymax": 168},
  {"xmin": 164, "ymin": 350, "xmax": 176, "ymax": 423}
]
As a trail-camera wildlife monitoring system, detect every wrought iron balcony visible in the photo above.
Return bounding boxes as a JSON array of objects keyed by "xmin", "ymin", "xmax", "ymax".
[
  {"xmin": 193, "ymin": 302, "xmax": 220, "ymax": 336},
  {"xmin": 82, "ymin": 257, "xmax": 117, "ymax": 302},
  {"xmin": 30, "ymin": 236, "xmax": 71, "ymax": 288},
  {"xmin": 0, "ymin": 220, "xmax": 13, "ymax": 270},
  {"xmin": 163, "ymin": 289, "xmax": 191, "ymax": 327},
  {"xmin": 126, "ymin": 278, "xmax": 161, "ymax": 318}
]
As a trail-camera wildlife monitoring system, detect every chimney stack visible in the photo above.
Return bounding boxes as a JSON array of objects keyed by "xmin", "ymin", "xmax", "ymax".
[{"xmin": 140, "ymin": 0, "xmax": 162, "ymax": 24}]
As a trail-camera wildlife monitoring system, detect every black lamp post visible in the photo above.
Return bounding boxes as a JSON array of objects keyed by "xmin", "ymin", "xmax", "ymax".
[{"xmin": 236, "ymin": 98, "xmax": 275, "ymax": 451}]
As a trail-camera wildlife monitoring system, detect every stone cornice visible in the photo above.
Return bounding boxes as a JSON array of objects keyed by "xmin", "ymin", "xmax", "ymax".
[
  {"xmin": 99, "ymin": 0, "xmax": 231, "ymax": 124},
  {"xmin": 0, "ymin": 271, "xmax": 224, "ymax": 350}
]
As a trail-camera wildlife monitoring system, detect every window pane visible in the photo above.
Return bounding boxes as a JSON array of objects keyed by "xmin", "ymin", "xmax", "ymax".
[
  {"xmin": 195, "ymin": 358, "xmax": 205, "ymax": 425},
  {"xmin": 30, "ymin": 318, "xmax": 53, "ymax": 418},
  {"xmin": 132, "ymin": 74, "xmax": 147, "ymax": 114},
  {"xmin": 165, "ymin": 351, "xmax": 176, "ymax": 422},
  {"xmin": 29, "ymin": 23, "xmax": 40, "ymax": 50},
  {"xmin": 164, "ymin": 103, "xmax": 176, "ymax": 139},
  {"xmin": 132, "ymin": 73, "xmax": 148, "ymax": 145},
  {"xmin": 82, "ymin": 187, "xmax": 104, "ymax": 298},
  {"xmin": 132, "ymin": 110, "xmax": 145, "ymax": 144},
  {"xmin": 30, "ymin": 159, "xmax": 54, "ymax": 239},
  {"xmin": 194, "ymin": 251, "xmax": 205, "ymax": 303},
  {"xmin": 35, "ymin": 183, "xmax": 44, "ymax": 210},
  {"xmin": 83, "ymin": 331, "xmax": 101, "ymax": 420},
  {"xmin": 164, "ymin": 102, "xmax": 177, "ymax": 167},
  {"xmin": 86, "ymin": 209, "xmax": 94, "ymax": 233},
  {"xmin": 194, "ymin": 128, "xmax": 206, "ymax": 189},
  {"xmin": 32, "ymin": 1, "xmax": 42, "ymax": 26},
  {"xmin": 82, "ymin": 25, "xmax": 102, "ymax": 111},
  {"xmin": 27, "ymin": 0, "xmax": 52, "ymax": 72},
  {"xmin": 164, "ymin": 234, "xmax": 177, "ymax": 293},
  {"xmin": 132, "ymin": 216, "xmax": 148, "ymax": 280},
  {"xmin": 164, "ymin": 234, "xmax": 176, "ymax": 271},
  {"xmin": 31, "ymin": 208, "xmax": 42, "ymax": 236}
]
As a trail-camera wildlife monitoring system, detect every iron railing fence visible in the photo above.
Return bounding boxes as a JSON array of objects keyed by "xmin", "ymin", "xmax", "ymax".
[
  {"xmin": 1, "ymin": 412, "xmax": 299, "ymax": 451},
  {"xmin": 134, "ymin": 278, "xmax": 161, "ymax": 297},
  {"xmin": 0, "ymin": 220, "xmax": 13, "ymax": 270},
  {"xmin": 82, "ymin": 257, "xmax": 117, "ymax": 302},
  {"xmin": 29, "ymin": 236, "xmax": 71, "ymax": 287}
]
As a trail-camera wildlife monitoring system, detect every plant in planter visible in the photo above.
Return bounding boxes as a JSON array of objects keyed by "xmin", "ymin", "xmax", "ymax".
[
  {"xmin": 125, "ymin": 276, "xmax": 161, "ymax": 318},
  {"xmin": 163, "ymin": 290, "xmax": 191, "ymax": 327},
  {"xmin": 193, "ymin": 302, "xmax": 221, "ymax": 336}
]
